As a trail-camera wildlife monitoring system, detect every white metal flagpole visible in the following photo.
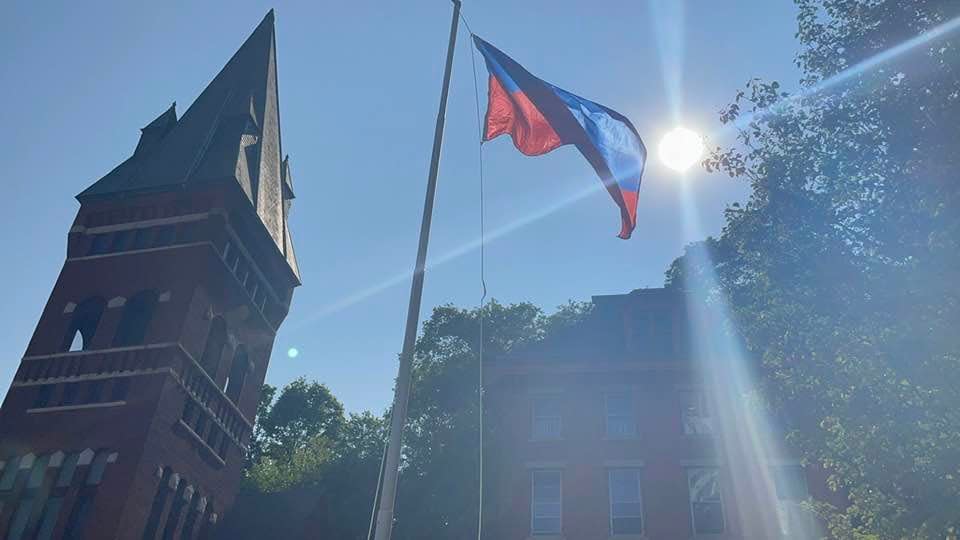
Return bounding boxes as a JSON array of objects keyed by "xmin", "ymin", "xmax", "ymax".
[{"xmin": 372, "ymin": 1, "xmax": 461, "ymax": 539}]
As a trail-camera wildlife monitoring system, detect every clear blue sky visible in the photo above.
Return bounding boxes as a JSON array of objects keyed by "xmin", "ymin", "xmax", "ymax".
[{"xmin": 0, "ymin": 1, "xmax": 800, "ymax": 414}]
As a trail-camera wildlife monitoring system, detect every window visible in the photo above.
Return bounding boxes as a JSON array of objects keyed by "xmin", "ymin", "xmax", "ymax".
[
  {"xmin": 132, "ymin": 227, "xmax": 153, "ymax": 250},
  {"xmin": 206, "ymin": 428, "xmax": 221, "ymax": 452},
  {"xmin": 28, "ymin": 454, "xmax": 50, "ymax": 489},
  {"xmin": 60, "ymin": 383, "xmax": 80, "ymax": 407},
  {"xmin": 110, "ymin": 378, "xmax": 130, "ymax": 402},
  {"xmin": 86, "ymin": 451, "xmax": 110, "ymax": 486},
  {"xmin": 83, "ymin": 380, "xmax": 105, "ymax": 404},
  {"xmin": 0, "ymin": 456, "xmax": 19, "ymax": 490},
  {"xmin": 88, "ymin": 234, "xmax": 111, "ymax": 255},
  {"xmin": 605, "ymin": 393, "xmax": 636, "ymax": 438},
  {"xmin": 56, "ymin": 453, "xmax": 80, "ymax": 488},
  {"xmin": 772, "ymin": 465, "xmax": 811, "ymax": 537},
  {"xmin": 112, "ymin": 290, "xmax": 158, "ymax": 347},
  {"xmin": 681, "ymin": 390, "xmax": 713, "ymax": 435},
  {"xmin": 35, "ymin": 497, "xmax": 64, "ymax": 540},
  {"xmin": 217, "ymin": 434, "xmax": 229, "ymax": 460},
  {"xmin": 609, "ymin": 469, "xmax": 643, "ymax": 535},
  {"xmin": 160, "ymin": 476, "xmax": 187, "ymax": 540},
  {"xmin": 6, "ymin": 496, "xmax": 35, "ymax": 540},
  {"xmin": 687, "ymin": 467, "xmax": 725, "ymax": 535},
  {"xmin": 531, "ymin": 470, "xmax": 562, "ymax": 535},
  {"xmin": 650, "ymin": 316, "xmax": 674, "ymax": 358},
  {"xmin": 110, "ymin": 229, "xmax": 132, "ymax": 252},
  {"xmin": 33, "ymin": 385, "xmax": 53, "ymax": 409},
  {"xmin": 152, "ymin": 225, "xmax": 175, "ymax": 247},
  {"xmin": 62, "ymin": 297, "xmax": 106, "ymax": 352},
  {"xmin": 181, "ymin": 499, "xmax": 203, "ymax": 539},
  {"xmin": 182, "ymin": 400, "xmax": 196, "ymax": 425},
  {"xmin": 225, "ymin": 346, "xmax": 248, "ymax": 403},
  {"xmin": 199, "ymin": 317, "xmax": 227, "ymax": 378},
  {"xmin": 142, "ymin": 467, "xmax": 172, "ymax": 540},
  {"xmin": 198, "ymin": 499, "xmax": 215, "ymax": 539},
  {"xmin": 63, "ymin": 487, "xmax": 96, "ymax": 540},
  {"xmin": 194, "ymin": 414, "xmax": 208, "ymax": 438},
  {"xmin": 531, "ymin": 394, "xmax": 562, "ymax": 440},
  {"xmin": 176, "ymin": 222, "xmax": 199, "ymax": 243}
]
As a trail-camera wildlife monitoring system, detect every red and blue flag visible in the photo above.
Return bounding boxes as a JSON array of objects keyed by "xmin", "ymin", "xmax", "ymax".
[{"xmin": 473, "ymin": 36, "xmax": 647, "ymax": 239}]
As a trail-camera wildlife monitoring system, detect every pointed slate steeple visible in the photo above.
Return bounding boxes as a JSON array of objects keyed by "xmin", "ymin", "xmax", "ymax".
[{"xmin": 79, "ymin": 11, "xmax": 294, "ymax": 272}]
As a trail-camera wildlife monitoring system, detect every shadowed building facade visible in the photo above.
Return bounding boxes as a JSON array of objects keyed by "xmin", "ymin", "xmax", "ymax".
[
  {"xmin": 484, "ymin": 288, "xmax": 837, "ymax": 540},
  {"xmin": 0, "ymin": 12, "xmax": 299, "ymax": 539}
]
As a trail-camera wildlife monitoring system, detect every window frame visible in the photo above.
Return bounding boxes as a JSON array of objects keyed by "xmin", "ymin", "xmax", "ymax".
[
  {"xmin": 530, "ymin": 469, "xmax": 562, "ymax": 535},
  {"xmin": 604, "ymin": 392, "xmax": 637, "ymax": 439},
  {"xmin": 530, "ymin": 393, "xmax": 563, "ymax": 441},
  {"xmin": 608, "ymin": 468, "xmax": 644, "ymax": 536},
  {"xmin": 686, "ymin": 466, "xmax": 726, "ymax": 536},
  {"xmin": 680, "ymin": 389, "xmax": 714, "ymax": 436},
  {"xmin": 771, "ymin": 464, "xmax": 810, "ymax": 537},
  {"xmin": 112, "ymin": 290, "xmax": 158, "ymax": 347}
]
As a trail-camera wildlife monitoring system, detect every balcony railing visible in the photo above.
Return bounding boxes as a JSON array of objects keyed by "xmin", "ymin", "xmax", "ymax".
[{"xmin": 15, "ymin": 343, "xmax": 252, "ymax": 456}]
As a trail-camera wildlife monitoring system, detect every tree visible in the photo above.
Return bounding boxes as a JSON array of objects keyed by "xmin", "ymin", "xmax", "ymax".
[
  {"xmin": 224, "ymin": 389, "xmax": 385, "ymax": 540},
  {"xmin": 394, "ymin": 299, "xmax": 591, "ymax": 540},
  {"xmin": 221, "ymin": 300, "xmax": 587, "ymax": 539},
  {"xmin": 670, "ymin": 1, "xmax": 960, "ymax": 537}
]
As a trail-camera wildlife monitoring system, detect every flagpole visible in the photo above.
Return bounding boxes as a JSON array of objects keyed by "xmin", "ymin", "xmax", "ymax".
[{"xmin": 373, "ymin": 2, "xmax": 461, "ymax": 539}]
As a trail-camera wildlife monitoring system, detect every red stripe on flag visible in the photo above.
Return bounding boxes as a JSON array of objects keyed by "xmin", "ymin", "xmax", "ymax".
[
  {"xmin": 484, "ymin": 75, "xmax": 563, "ymax": 156},
  {"xmin": 617, "ymin": 189, "xmax": 638, "ymax": 239}
]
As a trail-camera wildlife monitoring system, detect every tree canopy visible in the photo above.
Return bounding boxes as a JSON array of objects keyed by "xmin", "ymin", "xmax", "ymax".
[
  {"xmin": 219, "ymin": 300, "xmax": 589, "ymax": 539},
  {"xmin": 669, "ymin": 1, "xmax": 960, "ymax": 537}
]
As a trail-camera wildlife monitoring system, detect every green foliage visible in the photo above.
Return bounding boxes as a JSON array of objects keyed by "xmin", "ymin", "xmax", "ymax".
[
  {"xmin": 396, "ymin": 299, "xmax": 589, "ymax": 539},
  {"xmin": 672, "ymin": 1, "xmax": 960, "ymax": 537},
  {"xmin": 257, "ymin": 377, "xmax": 345, "ymax": 462},
  {"xmin": 223, "ymin": 300, "xmax": 589, "ymax": 539},
  {"xmin": 246, "ymin": 434, "xmax": 332, "ymax": 492},
  {"xmin": 225, "ymin": 384, "xmax": 386, "ymax": 540}
]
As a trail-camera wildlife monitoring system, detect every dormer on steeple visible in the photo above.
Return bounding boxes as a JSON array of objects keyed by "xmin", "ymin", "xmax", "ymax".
[{"xmin": 134, "ymin": 102, "xmax": 177, "ymax": 156}]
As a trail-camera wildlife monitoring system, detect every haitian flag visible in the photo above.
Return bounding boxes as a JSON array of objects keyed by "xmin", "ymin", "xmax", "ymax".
[{"xmin": 473, "ymin": 36, "xmax": 647, "ymax": 239}]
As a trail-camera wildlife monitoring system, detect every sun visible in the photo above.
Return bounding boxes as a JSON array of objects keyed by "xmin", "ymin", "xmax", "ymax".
[{"xmin": 658, "ymin": 127, "xmax": 705, "ymax": 172}]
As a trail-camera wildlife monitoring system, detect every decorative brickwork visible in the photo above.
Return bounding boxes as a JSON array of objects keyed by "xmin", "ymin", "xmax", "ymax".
[{"xmin": 0, "ymin": 11, "xmax": 299, "ymax": 539}]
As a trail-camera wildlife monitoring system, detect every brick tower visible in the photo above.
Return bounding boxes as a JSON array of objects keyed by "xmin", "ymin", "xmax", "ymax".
[{"xmin": 0, "ymin": 11, "xmax": 299, "ymax": 539}]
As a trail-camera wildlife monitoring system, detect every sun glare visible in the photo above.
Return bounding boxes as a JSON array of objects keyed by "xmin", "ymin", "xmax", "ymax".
[{"xmin": 658, "ymin": 127, "xmax": 704, "ymax": 172}]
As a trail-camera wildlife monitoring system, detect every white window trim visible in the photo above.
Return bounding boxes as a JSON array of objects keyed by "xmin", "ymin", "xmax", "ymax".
[
  {"xmin": 530, "ymin": 469, "xmax": 562, "ymax": 536},
  {"xmin": 686, "ymin": 467, "xmax": 727, "ymax": 536},
  {"xmin": 680, "ymin": 388, "xmax": 714, "ymax": 436},
  {"xmin": 608, "ymin": 468, "xmax": 644, "ymax": 537},
  {"xmin": 530, "ymin": 392, "xmax": 563, "ymax": 441},
  {"xmin": 604, "ymin": 392, "xmax": 638, "ymax": 439}
]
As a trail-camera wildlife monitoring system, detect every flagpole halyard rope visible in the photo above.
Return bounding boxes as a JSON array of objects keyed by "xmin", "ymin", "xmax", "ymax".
[{"xmin": 460, "ymin": 12, "xmax": 487, "ymax": 540}]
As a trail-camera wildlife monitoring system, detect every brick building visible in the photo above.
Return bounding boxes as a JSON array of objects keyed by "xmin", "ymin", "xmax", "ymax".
[
  {"xmin": 483, "ymin": 288, "xmax": 833, "ymax": 540},
  {"xmin": 0, "ymin": 12, "xmax": 299, "ymax": 539}
]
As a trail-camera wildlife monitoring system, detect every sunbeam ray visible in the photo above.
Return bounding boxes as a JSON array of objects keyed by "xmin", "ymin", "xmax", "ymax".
[
  {"xmin": 647, "ymin": 0, "xmax": 687, "ymax": 123},
  {"xmin": 727, "ymin": 14, "xmax": 960, "ymax": 132},
  {"xmin": 678, "ymin": 176, "xmax": 822, "ymax": 538},
  {"xmin": 288, "ymin": 180, "xmax": 606, "ymax": 331}
]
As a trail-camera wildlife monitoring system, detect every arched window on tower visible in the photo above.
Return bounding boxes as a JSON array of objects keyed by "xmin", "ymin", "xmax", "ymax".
[
  {"xmin": 142, "ymin": 467, "xmax": 173, "ymax": 540},
  {"xmin": 199, "ymin": 317, "xmax": 227, "ymax": 378},
  {"xmin": 224, "ymin": 346, "xmax": 249, "ymax": 403},
  {"xmin": 113, "ymin": 290, "xmax": 159, "ymax": 347},
  {"xmin": 62, "ymin": 297, "xmax": 106, "ymax": 352}
]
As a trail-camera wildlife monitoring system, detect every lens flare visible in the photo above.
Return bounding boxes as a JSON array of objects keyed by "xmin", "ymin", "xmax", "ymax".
[
  {"xmin": 659, "ymin": 127, "xmax": 704, "ymax": 172},
  {"xmin": 287, "ymin": 347, "xmax": 299, "ymax": 359}
]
